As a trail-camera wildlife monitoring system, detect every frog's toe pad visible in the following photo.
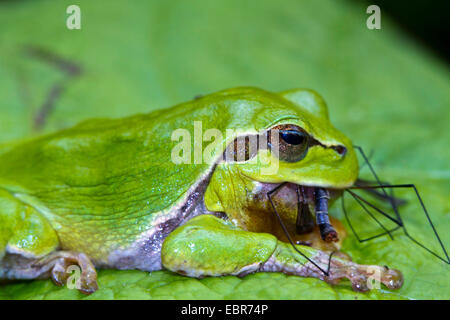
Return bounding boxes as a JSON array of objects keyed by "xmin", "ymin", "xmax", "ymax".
[{"xmin": 327, "ymin": 261, "xmax": 404, "ymax": 292}]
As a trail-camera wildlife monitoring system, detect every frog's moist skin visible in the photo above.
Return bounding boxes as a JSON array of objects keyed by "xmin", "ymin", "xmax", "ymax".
[{"xmin": 0, "ymin": 87, "xmax": 403, "ymax": 294}]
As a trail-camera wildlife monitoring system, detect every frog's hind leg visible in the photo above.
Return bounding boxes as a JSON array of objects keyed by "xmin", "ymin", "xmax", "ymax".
[
  {"xmin": 33, "ymin": 251, "xmax": 98, "ymax": 294},
  {"xmin": 0, "ymin": 189, "xmax": 59, "ymax": 264},
  {"xmin": 1, "ymin": 251, "xmax": 98, "ymax": 295},
  {"xmin": 0, "ymin": 189, "xmax": 98, "ymax": 294}
]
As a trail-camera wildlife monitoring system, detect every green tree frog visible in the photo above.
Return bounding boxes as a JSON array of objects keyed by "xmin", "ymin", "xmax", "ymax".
[{"xmin": 0, "ymin": 87, "xmax": 403, "ymax": 294}]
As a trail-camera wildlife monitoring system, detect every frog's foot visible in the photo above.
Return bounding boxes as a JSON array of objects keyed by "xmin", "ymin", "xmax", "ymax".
[
  {"xmin": 261, "ymin": 246, "xmax": 403, "ymax": 292},
  {"xmin": 33, "ymin": 251, "xmax": 98, "ymax": 295},
  {"xmin": 323, "ymin": 253, "xmax": 403, "ymax": 291}
]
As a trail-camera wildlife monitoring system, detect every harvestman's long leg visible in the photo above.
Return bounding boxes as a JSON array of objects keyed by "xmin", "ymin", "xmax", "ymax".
[
  {"xmin": 353, "ymin": 146, "xmax": 403, "ymax": 226},
  {"xmin": 343, "ymin": 145, "xmax": 401, "ymax": 242},
  {"xmin": 267, "ymin": 182, "xmax": 335, "ymax": 276},
  {"xmin": 341, "ymin": 190, "xmax": 399, "ymax": 242},
  {"xmin": 355, "ymin": 178, "xmax": 407, "ymax": 207},
  {"xmin": 349, "ymin": 184, "xmax": 450, "ymax": 264},
  {"xmin": 346, "ymin": 146, "xmax": 449, "ymax": 264},
  {"xmin": 357, "ymin": 149, "xmax": 375, "ymax": 171}
]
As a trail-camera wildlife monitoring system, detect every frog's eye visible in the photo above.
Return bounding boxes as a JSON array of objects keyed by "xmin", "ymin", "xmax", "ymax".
[
  {"xmin": 268, "ymin": 125, "xmax": 310, "ymax": 162},
  {"xmin": 280, "ymin": 130, "xmax": 308, "ymax": 145}
]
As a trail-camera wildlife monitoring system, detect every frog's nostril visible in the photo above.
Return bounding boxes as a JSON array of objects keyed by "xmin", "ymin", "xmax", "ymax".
[{"xmin": 332, "ymin": 145, "xmax": 347, "ymax": 157}]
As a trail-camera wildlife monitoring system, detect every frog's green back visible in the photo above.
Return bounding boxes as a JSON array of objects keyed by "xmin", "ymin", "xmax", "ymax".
[{"xmin": 0, "ymin": 87, "xmax": 342, "ymax": 258}]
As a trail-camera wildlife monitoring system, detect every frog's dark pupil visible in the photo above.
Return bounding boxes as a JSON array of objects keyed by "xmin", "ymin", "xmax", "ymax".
[{"xmin": 280, "ymin": 132, "xmax": 305, "ymax": 145}]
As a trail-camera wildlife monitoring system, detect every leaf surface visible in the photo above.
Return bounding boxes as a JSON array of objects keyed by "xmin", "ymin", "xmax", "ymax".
[{"xmin": 0, "ymin": 0, "xmax": 448, "ymax": 300}]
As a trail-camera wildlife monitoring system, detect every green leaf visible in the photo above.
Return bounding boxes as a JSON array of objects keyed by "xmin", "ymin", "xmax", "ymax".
[{"xmin": 0, "ymin": 0, "xmax": 448, "ymax": 299}]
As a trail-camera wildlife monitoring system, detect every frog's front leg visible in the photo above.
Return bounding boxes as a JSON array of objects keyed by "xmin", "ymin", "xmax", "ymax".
[
  {"xmin": 262, "ymin": 243, "xmax": 403, "ymax": 291},
  {"xmin": 161, "ymin": 215, "xmax": 403, "ymax": 291}
]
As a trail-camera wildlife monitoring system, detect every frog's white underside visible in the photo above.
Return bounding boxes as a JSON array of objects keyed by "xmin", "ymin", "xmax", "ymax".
[{"xmin": 103, "ymin": 164, "xmax": 220, "ymax": 272}]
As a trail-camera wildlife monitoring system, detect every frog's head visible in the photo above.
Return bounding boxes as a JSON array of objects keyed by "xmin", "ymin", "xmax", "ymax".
[
  {"xmin": 204, "ymin": 87, "xmax": 358, "ymax": 241},
  {"xmin": 239, "ymin": 87, "xmax": 359, "ymax": 188}
]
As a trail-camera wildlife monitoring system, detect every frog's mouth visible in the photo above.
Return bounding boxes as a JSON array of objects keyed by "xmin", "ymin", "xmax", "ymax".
[{"xmin": 267, "ymin": 183, "xmax": 339, "ymax": 243}]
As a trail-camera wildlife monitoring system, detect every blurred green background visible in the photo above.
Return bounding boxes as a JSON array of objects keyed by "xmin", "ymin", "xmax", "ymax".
[{"xmin": 0, "ymin": 0, "xmax": 449, "ymax": 299}]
